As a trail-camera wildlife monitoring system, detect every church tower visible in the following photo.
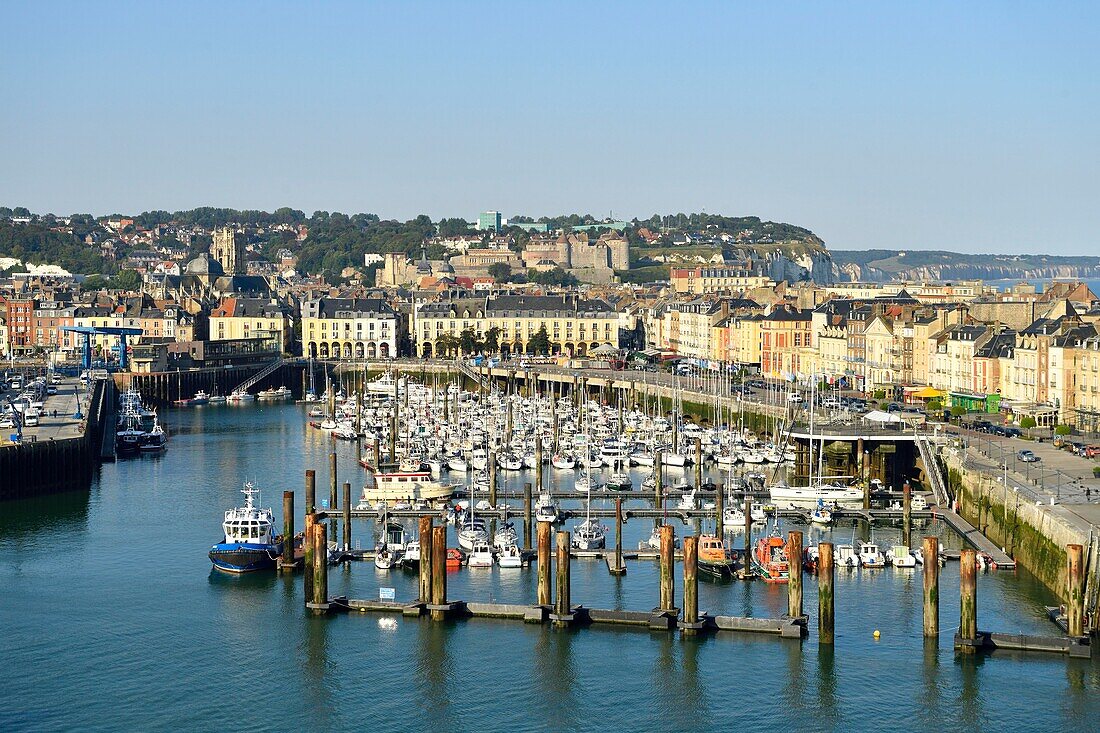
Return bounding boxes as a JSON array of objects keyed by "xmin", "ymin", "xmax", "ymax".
[{"xmin": 211, "ymin": 227, "xmax": 244, "ymax": 274}]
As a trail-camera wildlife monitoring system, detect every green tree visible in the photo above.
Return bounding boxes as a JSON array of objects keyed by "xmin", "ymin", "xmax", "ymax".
[
  {"xmin": 1054, "ymin": 424, "xmax": 1072, "ymax": 436},
  {"xmin": 82, "ymin": 274, "xmax": 108, "ymax": 289},
  {"xmin": 950, "ymin": 405, "xmax": 966, "ymax": 421},
  {"xmin": 435, "ymin": 333, "xmax": 459, "ymax": 357},
  {"xmin": 108, "ymin": 269, "xmax": 142, "ymax": 290},
  {"xmin": 926, "ymin": 399, "xmax": 942, "ymax": 412},
  {"xmin": 458, "ymin": 328, "xmax": 481, "ymax": 355},
  {"xmin": 528, "ymin": 325, "xmax": 551, "ymax": 355},
  {"xmin": 487, "ymin": 262, "xmax": 512, "ymax": 282},
  {"xmin": 484, "ymin": 326, "xmax": 501, "ymax": 354},
  {"xmin": 1019, "ymin": 416, "xmax": 1037, "ymax": 437},
  {"xmin": 528, "ymin": 267, "xmax": 579, "ymax": 287}
]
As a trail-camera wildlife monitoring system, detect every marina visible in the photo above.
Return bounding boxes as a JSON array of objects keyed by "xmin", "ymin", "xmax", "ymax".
[{"xmin": 3, "ymin": 381, "xmax": 1100, "ymax": 730}]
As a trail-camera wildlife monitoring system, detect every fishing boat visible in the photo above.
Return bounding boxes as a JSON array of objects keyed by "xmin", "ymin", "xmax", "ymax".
[
  {"xmin": 858, "ymin": 541, "xmax": 886, "ymax": 568},
  {"xmin": 227, "ymin": 389, "xmax": 255, "ymax": 403},
  {"xmin": 207, "ymin": 393, "xmax": 227, "ymax": 404},
  {"xmin": 723, "ymin": 505, "xmax": 746, "ymax": 527},
  {"xmin": 697, "ymin": 534, "xmax": 735, "ymax": 581},
  {"xmin": 208, "ymin": 483, "xmax": 281, "ymax": 573},
  {"xmin": 192, "ymin": 390, "xmax": 210, "ymax": 405},
  {"xmin": 139, "ymin": 420, "xmax": 167, "ymax": 451},
  {"xmin": 752, "ymin": 530, "xmax": 789, "ymax": 583},
  {"xmin": 445, "ymin": 548, "xmax": 464, "ymax": 569}
]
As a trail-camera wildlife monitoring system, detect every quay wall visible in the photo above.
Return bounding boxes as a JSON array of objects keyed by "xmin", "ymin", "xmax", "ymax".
[
  {"xmin": 0, "ymin": 379, "xmax": 108, "ymax": 500},
  {"xmin": 116, "ymin": 362, "xmax": 308, "ymax": 405},
  {"xmin": 944, "ymin": 449, "xmax": 1092, "ymax": 603}
]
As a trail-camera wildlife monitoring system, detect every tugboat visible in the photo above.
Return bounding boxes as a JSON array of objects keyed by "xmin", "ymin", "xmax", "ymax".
[{"xmin": 208, "ymin": 484, "xmax": 281, "ymax": 573}]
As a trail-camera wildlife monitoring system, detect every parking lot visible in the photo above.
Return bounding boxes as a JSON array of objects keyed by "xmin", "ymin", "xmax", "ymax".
[{"xmin": 1, "ymin": 373, "xmax": 88, "ymax": 444}]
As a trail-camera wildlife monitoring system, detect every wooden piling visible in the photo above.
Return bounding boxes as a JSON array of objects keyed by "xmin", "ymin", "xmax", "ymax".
[
  {"xmin": 902, "ymin": 482, "xmax": 912, "ymax": 547},
  {"xmin": 659, "ymin": 524, "xmax": 675, "ymax": 611},
  {"xmin": 341, "ymin": 481, "xmax": 351, "ymax": 550},
  {"xmin": 373, "ymin": 437, "xmax": 381, "ymax": 469},
  {"xmin": 958, "ymin": 548, "xmax": 977, "ymax": 650},
  {"xmin": 1067, "ymin": 543, "xmax": 1084, "ymax": 637},
  {"xmin": 612, "ymin": 497, "xmax": 626, "ymax": 575},
  {"xmin": 654, "ymin": 449, "xmax": 663, "ymax": 513},
  {"xmin": 430, "ymin": 525, "xmax": 447, "ymax": 621},
  {"xmin": 818, "ymin": 542, "xmax": 834, "ymax": 644},
  {"xmin": 554, "ymin": 530, "xmax": 571, "ymax": 625},
  {"xmin": 304, "ymin": 471, "xmax": 316, "ymax": 599},
  {"xmin": 537, "ymin": 521, "xmax": 552, "ymax": 607},
  {"xmin": 683, "ymin": 535, "xmax": 698, "ymax": 633},
  {"xmin": 863, "ymin": 480, "xmax": 871, "ymax": 511},
  {"xmin": 281, "ymin": 490, "xmax": 295, "ymax": 572},
  {"xmin": 788, "ymin": 530, "xmax": 803, "ymax": 619},
  {"xmin": 418, "ymin": 516, "xmax": 433, "ymax": 603},
  {"xmin": 309, "ymin": 522, "xmax": 328, "ymax": 614},
  {"xmin": 523, "ymin": 482, "xmax": 533, "ymax": 550},
  {"xmin": 923, "ymin": 536, "xmax": 939, "ymax": 637}
]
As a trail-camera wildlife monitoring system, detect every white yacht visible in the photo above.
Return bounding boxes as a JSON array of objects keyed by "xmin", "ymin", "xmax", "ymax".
[
  {"xmin": 467, "ymin": 542, "xmax": 494, "ymax": 568},
  {"xmin": 493, "ymin": 522, "xmax": 519, "ymax": 551},
  {"xmin": 836, "ymin": 544, "xmax": 861, "ymax": 568},
  {"xmin": 571, "ymin": 518, "xmax": 605, "ymax": 550},
  {"xmin": 497, "ymin": 544, "xmax": 523, "ymax": 568},
  {"xmin": 359, "ymin": 468, "xmax": 453, "ymax": 507},
  {"xmin": 858, "ymin": 541, "xmax": 886, "ymax": 568},
  {"xmin": 769, "ymin": 481, "xmax": 863, "ymax": 509},
  {"xmin": 888, "ymin": 545, "xmax": 916, "ymax": 568},
  {"xmin": 457, "ymin": 518, "xmax": 489, "ymax": 551}
]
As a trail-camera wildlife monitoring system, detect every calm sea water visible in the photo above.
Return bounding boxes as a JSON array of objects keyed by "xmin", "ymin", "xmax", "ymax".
[{"xmin": 2, "ymin": 403, "xmax": 1098, "ymax": 732}]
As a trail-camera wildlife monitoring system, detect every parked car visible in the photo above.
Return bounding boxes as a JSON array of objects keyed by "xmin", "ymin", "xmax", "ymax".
[
  {"xmin": 1002, "ymin": 427, "xmax": 1023, "ymax": 438},
  {"xmin": 1084, "ymin": 445, "xmax": 1100, "ymax": 459},
  {"xmin": 821, "ymin": 397, "xmax": 841, "ymax": 409},
  {"xmin": 786, "ymin": 392, "xmax": 804, "ymax": 404},
  {"xmin": 972, "ymin": 420, "xmax": 994, "ymax": 433},
  {"xmin": 1016, "ymin": 450, "xmax": 1040, "ymax": 463}
]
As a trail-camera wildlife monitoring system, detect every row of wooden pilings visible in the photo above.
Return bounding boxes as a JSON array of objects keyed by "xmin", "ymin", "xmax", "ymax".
[{"xmin": 280, "ymin": 467, "xmax": 1089, "ymax": 647}]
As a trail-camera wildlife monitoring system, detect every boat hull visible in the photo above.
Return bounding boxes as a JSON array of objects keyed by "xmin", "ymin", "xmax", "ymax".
[{"xmin": 209, "ymin": 543, "xmax": 279, "ymax": 573}]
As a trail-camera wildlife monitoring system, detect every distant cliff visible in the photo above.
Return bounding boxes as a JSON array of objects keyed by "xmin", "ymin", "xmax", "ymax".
[{"xmin": 830, "ymin": 250, "xmax": 1100, "ymax": 283}]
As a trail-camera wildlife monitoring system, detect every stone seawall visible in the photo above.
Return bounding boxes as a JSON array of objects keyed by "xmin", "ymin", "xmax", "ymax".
[
  {"xmin": 944, "ymin": 449, "xmax": 1091, "ymax": 600},
  {"xmin": 0, "ymin": 379, "xmax": 107, "ymax": 500}
]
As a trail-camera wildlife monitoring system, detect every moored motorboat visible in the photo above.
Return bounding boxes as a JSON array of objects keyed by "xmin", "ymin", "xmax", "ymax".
[
  {"xmin": 208, "ymin": 483, "xmax": 281, "ymax": 573},
  {"xmin": 697, "ymin": 534, "xmax": 735, "ymax": 581}
]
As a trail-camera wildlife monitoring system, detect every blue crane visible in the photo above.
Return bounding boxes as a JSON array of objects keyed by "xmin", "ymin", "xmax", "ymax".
[{"xmin": 62, "ymin": 326, "xmax": 144, "ymax": 371}]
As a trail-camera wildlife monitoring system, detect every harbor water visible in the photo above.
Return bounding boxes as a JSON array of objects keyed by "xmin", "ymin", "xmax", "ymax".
[{"xmin": 2, "ymin": 403, "xmax": 1099, "ymax": 731}]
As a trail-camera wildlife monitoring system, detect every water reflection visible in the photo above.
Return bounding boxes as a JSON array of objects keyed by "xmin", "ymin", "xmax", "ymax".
[
  {"xmin": 0, "ymin": 489, "xmax": 90, "ymax": 542},
  {"xmin": 815, "ymin": 643, "xmax": 839, "ymax": 727},
  {"xmin": 533, "ymin": 628, "xmax": 578, "ymax": 731},
  {"xmin": 955, "ymin": 652, "xmax": 987, "ymax": 728},
  {"xmin": 414, "ymin": 618, "xmax": 454, "ymax": 726}
]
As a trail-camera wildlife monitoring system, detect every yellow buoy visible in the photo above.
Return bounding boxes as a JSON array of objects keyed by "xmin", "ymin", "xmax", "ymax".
[{"xmin": 873, "ymin": 629, "xmax": 881, "ymax": 638}]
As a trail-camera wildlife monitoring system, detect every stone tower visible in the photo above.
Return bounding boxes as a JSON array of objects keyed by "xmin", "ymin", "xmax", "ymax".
[{"xmin": 211, "ymin": 227, "xmax": 244, "ymax": 274}]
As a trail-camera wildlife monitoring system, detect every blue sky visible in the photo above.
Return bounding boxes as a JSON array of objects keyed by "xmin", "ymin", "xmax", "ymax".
[{"xmin": 2, "ymin": 1, "xmax": 1098, "ymax": 255}]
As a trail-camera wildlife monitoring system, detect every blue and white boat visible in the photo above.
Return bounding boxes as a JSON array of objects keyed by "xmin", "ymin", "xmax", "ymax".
[{"xmin": 208, "ymin": 483, "xmax": 281, "ymax": 573}]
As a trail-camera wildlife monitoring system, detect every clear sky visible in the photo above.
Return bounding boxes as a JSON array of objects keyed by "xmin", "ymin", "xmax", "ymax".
[{"xmin": 2, "ymin": 1, "xmax": 1098, "ymax": 255}]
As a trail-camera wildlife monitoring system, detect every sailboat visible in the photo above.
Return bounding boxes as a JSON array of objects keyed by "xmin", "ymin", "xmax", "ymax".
[{"xmin": 571, "ymin": 394, "xmax": 605, "ymax": 550}]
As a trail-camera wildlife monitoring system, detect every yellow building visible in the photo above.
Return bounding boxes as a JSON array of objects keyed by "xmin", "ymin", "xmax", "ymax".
[
  {"xmin": 211, "ymin": 297, "xmax": 294, "ymax": 354},
  {"xmin": 670, "ymin": 267, "xmax": 773, "ymax": 295},
  {"xmin": 415, "ymin": 295, "xmax": 617, "ymax": 357},
  {"xmin": 302, "ymin": 297, "xmax": 400, "ymax": 360}
]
